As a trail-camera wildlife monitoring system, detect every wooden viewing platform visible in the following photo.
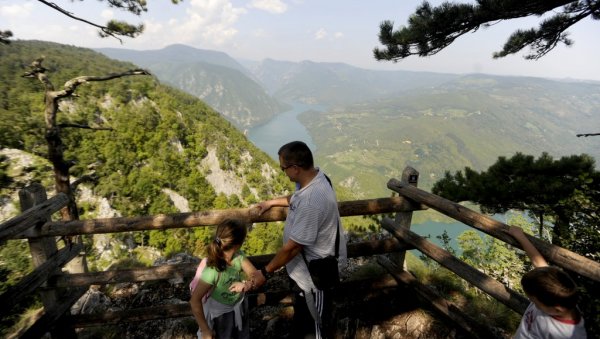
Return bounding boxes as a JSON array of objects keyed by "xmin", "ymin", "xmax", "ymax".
[{"xmin": 1, "ymin": 167, "xmax": 598, "ymax": 339}]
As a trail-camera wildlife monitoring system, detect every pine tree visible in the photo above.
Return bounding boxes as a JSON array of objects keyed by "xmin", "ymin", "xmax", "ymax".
[
  {"xmin": 2, "ymin": 0, "xmax": 182, "ymax": 43},
  {"xmin": 374, "ymin": 0, "xmax": 600, "ymax": 61},
  {"xmin": 432, "ymin": 152, "xmax": 599, "ymax": 248}
]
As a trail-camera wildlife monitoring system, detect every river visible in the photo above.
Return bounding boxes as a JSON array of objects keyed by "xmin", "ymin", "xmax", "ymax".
[
  {"xmin": 246, "ymin": 103, "xmax": 498, "ymax": 253},
  {"xmin": 247, "ymin": 102, "xmax": 323, "ymax": 160}
]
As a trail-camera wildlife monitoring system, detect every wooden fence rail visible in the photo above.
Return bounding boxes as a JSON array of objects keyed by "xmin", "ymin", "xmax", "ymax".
[
  {"xmin": 0, "ymin": 243, "xmax": 82, "ymax": 319},
  {"xmin": 48, "ymin": 238, "xmax": 411, "ymax": 288},
  {"xmin": 4, "ymin": 173, "xmax": 599, "ymax": 338},
  {"xmin": 0, "ymin": 192, "xmax": 68, "ymax": 244},
  {"xmin": 377, "ymin": 256, "xmax": 500, "ymax": 339},
  {"xmin": 381, "ymin": 217, "xmax": 529, "ymax": 314},
  {"xmin": 14, "ymin": 197, "xmax": 427, "ymax": 239},
  {"xmin": 387, "ymin": 178, "xmax": 600, "ymax": 282}
]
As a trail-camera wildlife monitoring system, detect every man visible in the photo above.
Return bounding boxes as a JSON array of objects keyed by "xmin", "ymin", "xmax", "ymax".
[{"xmin": 253, "ymin": 141, "xmax": 347, "ymax": 339}]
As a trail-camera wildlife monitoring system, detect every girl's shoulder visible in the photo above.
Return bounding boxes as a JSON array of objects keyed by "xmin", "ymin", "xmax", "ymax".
[
  {"xmin": 200, "ymin": 265, "xmax": 222, "ymax": 284},
  {"xmin": 232, "ymin": 250, "xmax": 246, "ymax": 266}
]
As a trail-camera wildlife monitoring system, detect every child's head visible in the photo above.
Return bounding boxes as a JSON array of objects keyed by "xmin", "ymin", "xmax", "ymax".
[
  {"xmin": 207, "ymin": 219, "xmax": 248, "ymax": 271},
  {"xmin": 522, "ymin": 266, "xmax": 579, "ymax": 311}
]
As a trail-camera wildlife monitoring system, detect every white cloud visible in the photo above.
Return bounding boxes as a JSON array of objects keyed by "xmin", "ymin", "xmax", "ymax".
[
  {"xmin": 315, "ymin": 28, "xmax": 327, "ymax": 40},
  {"xmin": 333, "ymin": 32, "xmax": 344, "ymax": 39},
  {"xmin": 143, "ymin": 19, "xmax": 164, "ymax": 35},
  {"xmin": 100, "ymin": 9, "xmax": 113, "ymax": 20},
  {"xmin": 0, "ymin": 3, "xmax": 33, "ymax": 18},
  {"xmin": 249, "ymin": 0, "xmax": 287, "ymax": 14},
  {"xmin": 170, "ymin": 0, "xmax": 246, "ymax": 46},
  {"xmin": 252, "ymin": 28, "xmax": 267, "ymax": 38}
]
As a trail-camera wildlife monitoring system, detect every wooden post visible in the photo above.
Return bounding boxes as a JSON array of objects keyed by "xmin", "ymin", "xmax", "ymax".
[
  {"xmin": 393, "ymin": 167, "xmax": 419, "ymax": 270},
  {"xmin": 382, "ymin": 217, "xmax": 529, "ymax": 314},
  {"xmin": 387, "ymin": 179, "xmax": 600, "ymax": 282},
  {"xmin": 19, "ymin": 184, "xmax": 77, "ymax": 339}
]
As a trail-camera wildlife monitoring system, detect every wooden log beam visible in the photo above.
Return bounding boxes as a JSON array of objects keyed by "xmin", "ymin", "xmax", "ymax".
[
  {"xmin": 377, "ymin": 256, "xmax": 501, "ymax": 339},
  {"xmin": 387, "ymin": 179, "xmax": 600, "ymax": 282},
  {"xmin": 0, "ymin": 242, "xmax": 83, "ymax": 319},
  {"xmin": 70, "ymin": 275, "xmax": 402, "ymax": 328},
  {"xmin": 381, "ymin": 217, "xmax": 529, "ymax": 314},
  {"xmin": 0, "ymin": 192, "xmax": 68, "ymax": 244},
  {"xmin": 17, "ymin": 287, "xmax": 87, "ymax": 339},
  {"xmin": 49, "ymin": 238, "xmax": 413, "ymax": 287},
  {"xmin": 394, "ymin": 166, "xmax": 419, "ymax": 269},
  {"xmin": 15, "ymin": 197, "xmax": 426, "ymax": 239}
]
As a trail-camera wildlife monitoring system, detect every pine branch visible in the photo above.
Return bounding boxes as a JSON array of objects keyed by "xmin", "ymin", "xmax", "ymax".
[{"xmin": 37, "ymin": 0, "xmax": 144, "ymax": 42}]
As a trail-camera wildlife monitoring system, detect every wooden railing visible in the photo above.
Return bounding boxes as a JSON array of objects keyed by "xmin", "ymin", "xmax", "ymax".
[{"xmin": 2, "ymin": 167, "xmax": 599, "ymax": 339}]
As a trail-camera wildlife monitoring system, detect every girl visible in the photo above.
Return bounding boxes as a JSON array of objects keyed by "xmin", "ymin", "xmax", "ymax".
[{"xmin": 190, "ymin": 219, "xmax": 258, "ymax": 339}]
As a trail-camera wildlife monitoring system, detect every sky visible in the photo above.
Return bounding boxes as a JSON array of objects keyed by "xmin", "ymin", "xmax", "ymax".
[{"xmin": 1, "ymin": 0, "xmax": 600, "ymax": 81}]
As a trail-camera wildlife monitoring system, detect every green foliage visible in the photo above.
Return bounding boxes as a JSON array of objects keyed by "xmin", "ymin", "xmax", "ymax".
[
  {"xmin": 243, "ymin": 222, "xmax": 284, "ymax": 256},
  {"xmin": 374, "ymin": 1, "xmax": 597, "ymax": 61},
  {"xmin": 0, "ymin": 240, "xmax": 33, "ymax": 292},
  {"xmin": 0, "ymin": 240, "xmax": 39, "ymax": 336},
  {"xmin": 457, "ymin": 230, "xmax": 524, "ymax": 292},
  {"xmin": 432, "ymin": 152, "xmax": 600, "ymax": 250},
  {"xmin": 302, "ymin": 74, "xmax": 600, "ymax": 200}
]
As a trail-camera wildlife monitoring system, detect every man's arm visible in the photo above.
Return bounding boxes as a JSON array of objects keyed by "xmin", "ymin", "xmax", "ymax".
[
  {"xmin": 255, "ymin": 195, "xmax": 291, "ymax": 215},
  {"xmin": 253, "ymin": 239, "xmax": 303, "ymax": 286},
  {"xmin": 506, "ymin": 225, "xmax": 548, "ymax": 268}
]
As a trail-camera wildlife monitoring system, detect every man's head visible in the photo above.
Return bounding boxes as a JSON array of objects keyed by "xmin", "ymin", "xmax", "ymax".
[
  {"xmin": 522, "ymin": 266, "xmax": 579, "ymax": 314},
  {"xmin": 278, "ymin": 141, "xmax": 314, "ymax": 170}
]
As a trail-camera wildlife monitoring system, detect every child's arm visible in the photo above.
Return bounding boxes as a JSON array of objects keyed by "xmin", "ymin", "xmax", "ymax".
[
  {"xmin": 229, "ymin": 257, "xmax": 259, "ymax": 293},
  {"xmin": 190, "ymin": 280, "xmax": 214, "ymax": 338},
  {"xmin": 506, "ymin": 225, "xmax": 548, "ymax": 268}
]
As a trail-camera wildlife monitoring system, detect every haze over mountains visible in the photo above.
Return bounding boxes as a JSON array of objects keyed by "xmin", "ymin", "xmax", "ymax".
[{"xmin": 95, "ymin": 44, "xmax": 600, "ymax": 199}]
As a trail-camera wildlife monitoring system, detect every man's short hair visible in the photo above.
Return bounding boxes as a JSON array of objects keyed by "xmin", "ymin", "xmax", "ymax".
[
  {"xmin": 522, "ymin": 266, "xmax": 579, "ymax": 309},
  {"xmin": 278, "ymin": 141, "xmax": 314, "ymax": 169}
]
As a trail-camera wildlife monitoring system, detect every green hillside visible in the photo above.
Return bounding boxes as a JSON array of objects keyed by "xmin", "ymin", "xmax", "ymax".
[
  {"xmin": 251, "ymin": 58, "xmax": 459, "ymax": 105},
  {"xmin": 0, "ymin": 40, "xmax": 292, "ymax": 253},
  {"xmin": 300, "ymin": 74, "xmax": 600, "ymax": 199},
  {"xmin": 95, "ymin": 45, "xmax": 288, "ymax": 129}
]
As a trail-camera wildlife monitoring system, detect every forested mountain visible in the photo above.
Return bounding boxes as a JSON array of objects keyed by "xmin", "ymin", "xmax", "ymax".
[
  {"xmin": 95, "ymin": 44, "xmax": 288, "ymax": 129},
  {"xmin": 300, "ymin": 74, "xmax": 600, "ymax": 198},
  {"xmin": 247, "ymin": 58, "xmax": 459, "ymax": 105},
  {"xmin": 0, "ymin": 40, "xmax": 292, "ymax": 256},
  {"xmin": 72, "ymin": 43, "xmax": 600, "ymax": 205}
]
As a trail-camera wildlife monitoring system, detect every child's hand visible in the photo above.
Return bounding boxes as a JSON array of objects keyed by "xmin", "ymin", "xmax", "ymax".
[{"xmin": 229, "ymin": 281, "xmax": 247, "ymax": 293}]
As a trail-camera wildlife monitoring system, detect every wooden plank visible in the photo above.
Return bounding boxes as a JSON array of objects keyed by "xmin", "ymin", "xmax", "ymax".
[
  {"xmin": 16, "ymin": 197, "xmax": 426, "ymax": 239},
  {"xmin": 49, "ymin": 238, "xmax": 413, "ymax": 287},
  {"xmin": 70, "ymin": 275, "xmax": 403, "ymax": 328},
  {"xmin": 17, "ymin": 287, "xmax": 87, "ymax": 339},
  {"xmin": 381, "ymin": 217, "xmax": 529, "ymax": 314},
  {"xmin": 72, "ymin": 303, "xmax": 191, "ymax": 327},
  {"xmin": 387, "ymin": 179, "xmax": 600, "ymax": 282},
  {"xmin": 377, "ymin": 256, "xmax": 501, "ymax": 339},
  {"xmin": 0, "ymin": 192, "xmax": 68, "ymax": 244},
  {"xmin": 0, "ymin": 243, "xmax": 83, "ymax": 318},
  {"xmin": 17, "ymin": 183, "xmax": 78, "ymax": 339}
]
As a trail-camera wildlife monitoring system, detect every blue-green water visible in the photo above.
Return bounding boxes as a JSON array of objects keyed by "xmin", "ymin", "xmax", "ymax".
[
  {"xmin": 247, "ymin": 105, "xmax": 508, "ymax": 253},
  {"xmin": 408, "ymin": 213, "xmax": 509, "ymax": 254},
  {"xmin": 247, "ymin": 103, "xmax": 323, "ymax": 160}
]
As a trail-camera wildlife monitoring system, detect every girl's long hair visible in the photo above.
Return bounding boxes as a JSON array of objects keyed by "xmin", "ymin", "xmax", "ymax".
[{"xmin": 206, "ymin": 219, "xmax": 248, "ymax": 272}]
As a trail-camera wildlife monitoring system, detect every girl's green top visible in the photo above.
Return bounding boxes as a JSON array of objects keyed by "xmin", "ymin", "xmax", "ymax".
[{"xmin": 200, "ymin": 250, "xmax": 246, "ymax": 305}]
